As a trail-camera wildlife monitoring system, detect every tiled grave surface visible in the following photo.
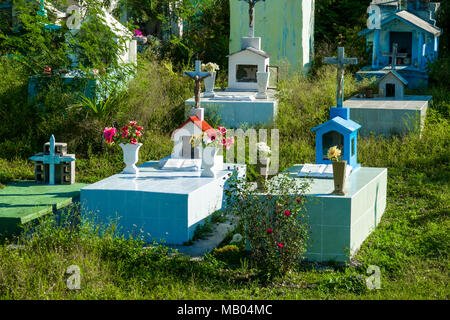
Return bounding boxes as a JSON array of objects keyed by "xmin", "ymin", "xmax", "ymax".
[
  {"xmin": 185, "ymin": 90, "xmax": 278, "ymax": 128},
  {"xmin": 286, "ymin": 165, "xmax": 388, "ymax": 262},
  {"xmin": 0, "ymin": 181, "xmax": 87, "ymax": 237},
  {"xmin": 344, "ymin": 96, "xmax": 431, "ymax": 136},
  {"xmin": 81, "ymin": 161, "xmax": 246, "ymax": 245}
]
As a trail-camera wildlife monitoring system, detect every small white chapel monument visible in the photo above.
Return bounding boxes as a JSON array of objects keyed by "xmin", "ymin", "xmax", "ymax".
[{"xmin": 185, "ymin": 0, "xmax": 278, "ymax": 128}]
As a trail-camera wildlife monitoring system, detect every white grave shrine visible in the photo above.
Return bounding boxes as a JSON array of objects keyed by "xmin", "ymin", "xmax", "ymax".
[{"xmin": 185, "ymin": 0, "xmax": 277, "ymax": 128}]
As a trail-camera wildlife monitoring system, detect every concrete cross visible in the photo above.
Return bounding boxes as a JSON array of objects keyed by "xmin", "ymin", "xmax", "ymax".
[
  {"xmin": 383, "ymin": 43, "xmax": 407, "ymax": 70},
  {"xmin": 29, "ymin": 135, "xmax": 75, "ymax": 185},
  {"xmin": 324, "ymin": 47, "xmax": 358, "ymax": 108},
  {"xmin": 239, "ymin": 0, "xmax": 266, "ymax": 37},
  {"xmin": 183, "ymin": 60, "xmax": 211, "ymax": 109}
]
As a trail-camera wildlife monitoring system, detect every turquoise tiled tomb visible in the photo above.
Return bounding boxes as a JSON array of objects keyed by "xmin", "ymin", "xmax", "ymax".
[
  {"xmin": 81, "ymin": 161, "xmax": 246, "ymax": 245},
  {"xmin": 287, "ymin": 165, "xmax": 388, "ymax": 262}
]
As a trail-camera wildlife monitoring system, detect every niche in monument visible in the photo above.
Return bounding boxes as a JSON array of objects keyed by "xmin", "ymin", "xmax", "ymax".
[
  {"xmin": 236, "ymin": 64, "xmax": 258, "ymax": 83},
  {"xmin": 181, "ymin": 136, "xmax": 200, "ymax": 159},
  {"xmin": 389, "ymin": 32, "xmax": 412, "ymax": 65},
  {"xmin": 322, "ymin": 131, "xmax": 344, "ymax": 160}
]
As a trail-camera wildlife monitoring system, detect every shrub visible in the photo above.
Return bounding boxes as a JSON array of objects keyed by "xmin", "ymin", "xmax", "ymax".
[{"xmin": 224, "ymin": 173, "xmax": 311, "ymax": 278}]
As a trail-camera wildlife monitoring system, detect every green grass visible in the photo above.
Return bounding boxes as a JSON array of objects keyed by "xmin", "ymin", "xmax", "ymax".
[{"xmin": 0, "ymin": 59, "xmax": 448, "ymax": 299}]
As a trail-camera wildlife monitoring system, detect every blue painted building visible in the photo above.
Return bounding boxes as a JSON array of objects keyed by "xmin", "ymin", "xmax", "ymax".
[{"xmin": 358, "ymin": 0, "xmax": 442, "ymax": 88}]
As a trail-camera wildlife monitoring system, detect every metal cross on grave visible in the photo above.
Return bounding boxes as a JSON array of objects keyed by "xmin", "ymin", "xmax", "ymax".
[
  {"xmin": 239, "ymin": 0, "xmax": 266, "ymax": 37},
  {"xmin": 324, "ymin": 47, "xmax": 358, "ymax": 108},
  {"xmin": 383, "ymin": 43, "xmax": 407, "ymax": 71},
  {"xmin": 29, "ymin": 135, "xmax": 75, "ymax": 185},
  {"xmin": 183, "ymin": 60, "xmax": 211, "ymax": 109}
]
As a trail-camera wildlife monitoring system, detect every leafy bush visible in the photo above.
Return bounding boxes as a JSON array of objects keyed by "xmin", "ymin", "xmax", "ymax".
[{"xmin": 225, "ymin": 173, "xmax": 311, "ymax": 278}]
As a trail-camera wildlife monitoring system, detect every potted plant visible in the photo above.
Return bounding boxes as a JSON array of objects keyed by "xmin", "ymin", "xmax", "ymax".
[
  {"xmin": 255, "ymin": 142, "xmax": 271, "ymax": 191},
  {"xmin": 364, "ymin": 82, "xmax": 377, "ymax": 98},
  {"xmin": 327, "ymin": 146, "xmax": 347, "ymax": 195},
  {"xmin": 201, "ymin": 62, "xmax": 220, "ymax": 98},
  {"xmin": 191, "ymin": 126, "xmax": 234, "ymax": 178},
  {"xmin": 104, "ymin": 121, "xmax": 144, "ymax": 175}
]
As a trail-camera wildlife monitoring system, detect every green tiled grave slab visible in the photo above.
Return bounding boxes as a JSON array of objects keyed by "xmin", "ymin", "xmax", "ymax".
[
  {"xmin": 286, "ymin": 165, "xmax": 387, "ymax": 262},
  {"xmin": 344, "ymin": 96, "xmax": 430, "ymax": 136},
  {"xmin": 0, "ymin": 181, "xmax": 87, "ymax": 237}
]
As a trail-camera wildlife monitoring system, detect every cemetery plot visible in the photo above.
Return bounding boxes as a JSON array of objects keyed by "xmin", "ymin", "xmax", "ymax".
[
  {"xmin": 81, "ymin": 161, "xmax": 246, "ymax": 245},
  {"xmin": 0, "ymin": 181, "xmax": 87, "ymax": 237},
  {"xmin": 344, "ymin": 95, "xmax": 431, "ymax": 136},
  {"xmin": 287, "ymin": 165, "xmax": 387, "ymax": 262}
]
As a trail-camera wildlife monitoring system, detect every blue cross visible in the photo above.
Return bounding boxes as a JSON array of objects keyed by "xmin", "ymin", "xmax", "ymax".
[
  {"xmin": 29, "ymin": 135, "xmax": 75, "ymax": 185},
  {"xmin": 324, "ymin": 47, "xmax": 358, "ymax": 108}
]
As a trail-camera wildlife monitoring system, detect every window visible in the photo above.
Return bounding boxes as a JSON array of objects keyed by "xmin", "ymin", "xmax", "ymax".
[{"xmin": 236, "ymin": 64, "xmax": 258, "ymax": 83}]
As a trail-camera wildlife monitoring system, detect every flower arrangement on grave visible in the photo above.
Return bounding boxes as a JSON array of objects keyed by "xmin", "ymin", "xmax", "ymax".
[
  {"xmin": 190, "ymin": 126, "xmax": 234, "ymax": 150},
  {"xmin": 103, "ymin": 121, "xmax": 144, "ymax": 146},
  {"xmin": 104, "ymin": 121, "xmax": 144, "ymax": 174},
  {"xmin": 201, "ymin": 62, "xmax": 220, "ymax": 72},
  {"xmin": 134, "ymin": 29, "xmax": 147, "ymax": 44},
  {"xmin": 224, "ymin": 172, "xmax": 310, "ymax": 278},
  {"xmin": 201, "ymin": 62, "xmax": 220, "ymax": 97},
  {"xmin": 327, "ymin": 146, "xmax": 347, "ymax": 195}
]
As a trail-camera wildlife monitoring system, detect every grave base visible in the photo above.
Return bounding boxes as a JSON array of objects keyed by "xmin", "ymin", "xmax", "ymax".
[
  {"xmin": 344, "ymin": 95, "xmax": 430, "ymax": 136},
  {"xmin": 286, "ymin": 165, "xmax": 387, "ymax": 262},
  {"xmin": 0, "ymin": 181, "xmax": 87, "ymax": 238},
  {"xmin": 81, "ymin": 161, "xmax": 246, "ymax": 245},
  {"xmin": 185, "ymin": 90, "xmax": 278, "ymax": 128}
]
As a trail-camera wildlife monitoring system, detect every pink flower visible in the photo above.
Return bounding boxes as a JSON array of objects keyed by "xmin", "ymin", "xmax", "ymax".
[
  {"xmin": 136, "ymin": 126, "xmax": 143, "ymax": 131},
  {"xmin": 136, "ymin": 131, "xmax": 142, "ymax": 137},
  {"xmin": 130, "ymin": 138, "xmax": 137, "ymax": 145},
  {"xmin": 103, "ymin": 127, "xmax": 117, "ymax": 144},
  {"xmin": 129, "ymin": 121, "xmax": 137, "ymax": 127},
  {"xmin": 277, "ymin": 243, "xmax": 284, "ymax": 248},
  {"xmin": 92, "ymin": 68, "xmax": 99, "ymax": 76},
  {"xmin": 267, "ymin": 228, "xmax": 273, "ymax": 234},
  {"xmin": 121, "ymin": 126, "xmax": 129, "ymax": 131},
  {"xmin": 134, "ymin": 29, "xmax": 143, "ymax": 37},
  {"xmin": 284, "ymin": 210, "xmax": 291, "ymax": 217},
  {"xmin": 217, "ymin": 126, "xmax": 227, "ymax": 136},
  {"xmin": 122, "ymin": 130, "xmax": 128, "ymax": 138}
]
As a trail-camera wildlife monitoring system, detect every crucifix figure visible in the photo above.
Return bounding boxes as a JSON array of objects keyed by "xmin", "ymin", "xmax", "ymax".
[
  {"xmin": 324, "ymin": 47, "xmax": 358, "ymax": 108},
  {"xmin": 239, "ymin": 0, "xmax": 266, "ymax": 37},
  {"xmin": 184, "ymin": 60, "xmax": 211, "ymax": 109},
  {"xmin": 383, "ymin": 43, "xmax": 407, "ymax": 70}
]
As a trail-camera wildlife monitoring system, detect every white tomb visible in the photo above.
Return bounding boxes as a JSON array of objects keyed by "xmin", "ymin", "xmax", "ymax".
[{"xmin": 227, "ymin": 37, "xmax": 270, "ymax": 92}]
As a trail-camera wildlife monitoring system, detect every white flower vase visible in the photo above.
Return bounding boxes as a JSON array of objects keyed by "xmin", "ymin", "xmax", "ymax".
[
  {"xmin": 255, "ymin": 72, "xmax": 270, "ymax": 99},
  {"xmin": 256, "ymin": 158, "xmax": 271, "ymax": 191},
  {"xmin": 202, "ymin": 146, "xmax": 219, "ymax": 178},
  {"xmin": 203, "ymin": 72, "xmax": 216, "ymax": 98},
  {"xmin": 119, "ymin": 143, "xmax": 143, "ymax": 174}
]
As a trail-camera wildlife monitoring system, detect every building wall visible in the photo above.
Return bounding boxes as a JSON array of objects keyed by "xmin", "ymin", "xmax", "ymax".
[{"xmin": 229, "ymin": 0, "xmax": 314, "ymax": 75}]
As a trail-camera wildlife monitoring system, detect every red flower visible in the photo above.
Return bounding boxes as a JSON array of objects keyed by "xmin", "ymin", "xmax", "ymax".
[
  {"xmin": 217, "ymin": 126, "xmax": 227, "ymax": 136},
  {"xmin": 277, "ymin": 243, "xmax": 284, "ymax": 248},
  {"xmin": 130, "ymin": 138, "xmax": 137, "ymax": 145},
  {"xmin": 122, "ymin": 130, "xmax": 128, "ymax": 138},
  {"xmin": 129, "ymin": 121, "xmax": 137, "ymax": 127},
  {"xmin": 267, "ymin": 228, "xmax": 273, "ymax": 234},
  {"xmin": 136, "ymin": 131, "xmax": 142, "ymax": 137},
  {"xmin": 103, "ymin": 127, "xmax": 117, "ymax": 144},
  {"xmin": 297, "ymin": 198, "xmax": 303, "ymax": 204},
  {"xmin": 136, "ymin": 126, "xmax": 143, "ymax": 131},
  {"xmin": 121, "ymin": 126, "xmax": 129, "ymax": 131},
  {"xmin": 284, "ymin": 210, "xmax": 291, "ymax": 217}
]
